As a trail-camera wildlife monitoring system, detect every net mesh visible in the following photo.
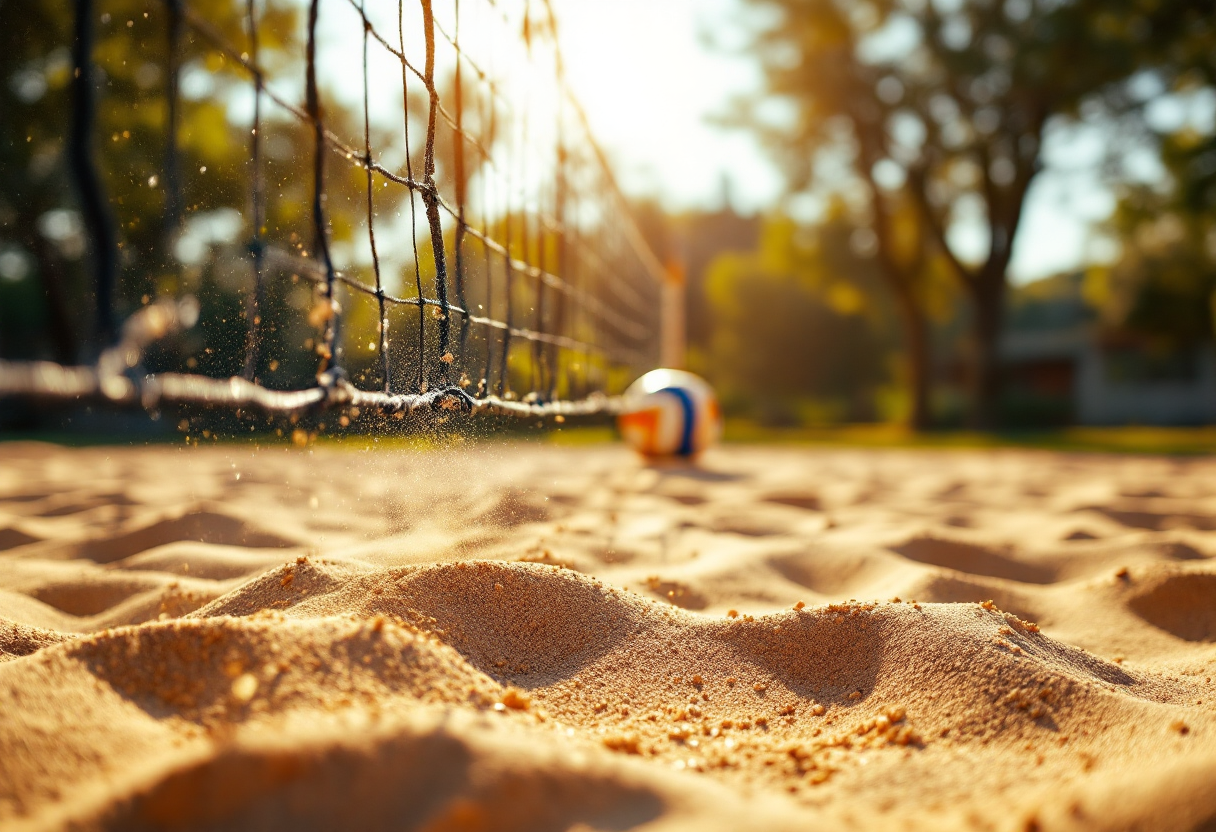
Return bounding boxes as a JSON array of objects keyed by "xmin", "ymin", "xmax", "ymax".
[{"xmin": 0, "ymin": 0, "xmax": 664, "ymax": 420}]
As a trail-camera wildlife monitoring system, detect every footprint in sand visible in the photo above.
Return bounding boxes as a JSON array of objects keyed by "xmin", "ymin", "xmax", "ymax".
[
  {"xmin": 890, "ymin": 534, "xmax": 1055, "ymax": 584},
  {"xmin": 1156, "ymin": 541, "xmax": 1209, "ymax": 561},
  {"xmin": 32, "ymin": 492, "xmax": 138, "ymax": 518},
  {"xmin": 0, "ymin": 527, "xmax": 41, "ymax": 551},
  {"xmin": 74, "ymin": 509, "xmax": 299, "ymax": 563},
  {"xmin": 909, "ymin": 574, "xmax": 1039, "ymax": 623},
  {"xmin": 1127, "ymin": 572, "xmax": 1216, "ymax": 642},
  {"xmin": 767, "ymin": 550, "xmax": 892, "ymax": 598},
  {"xmin": 1083, "ymin": 505, "xmax": 1216, "ymax": 532},
  {"xmin": 27, "ymin": 573, "xmax": 170, "ymax": 618},
  {"xmin": 761, "ymin": 492, "xmax": 821, "ymax": 512},
  {"xmin": 640, "ymin": 576, "xmax": 709, "ymax": 610},
  {"xmin": 663, "ymin": 492, "xmax": 708, "ymax": 507}
]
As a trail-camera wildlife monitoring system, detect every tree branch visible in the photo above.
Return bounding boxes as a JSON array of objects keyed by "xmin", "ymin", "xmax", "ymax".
[
  {"xmin": 907, "ymin": 163, "xmax": 976, "ymax": 286},
  {"xmin": 983, "ymin": 105, "xmax": 1048, "ymax": 282}
]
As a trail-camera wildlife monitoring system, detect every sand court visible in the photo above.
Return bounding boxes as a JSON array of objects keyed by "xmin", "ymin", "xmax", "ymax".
[{"xmin": 1, "ymin": 441, "xmax": 1214, "ymax": 831}]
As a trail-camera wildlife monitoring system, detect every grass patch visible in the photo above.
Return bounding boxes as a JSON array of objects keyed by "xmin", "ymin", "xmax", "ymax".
[
  {"xmin": 723, "ymin": 421, "xmax": 1216, "ymax": 455},
  {"xmin": 5, "ymin": 417, "xmax": 1214, "ymax": 456}
]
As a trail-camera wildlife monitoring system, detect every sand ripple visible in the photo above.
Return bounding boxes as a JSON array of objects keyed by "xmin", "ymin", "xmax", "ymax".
[{"xmin": 1, "ymin": 442, "xmax": 1214, "ymax": 830}]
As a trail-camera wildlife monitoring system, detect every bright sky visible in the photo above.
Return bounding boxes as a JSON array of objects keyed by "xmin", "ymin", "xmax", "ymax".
[{"xmin": 549, "ymin": 0, "xmax": 783, "ymax": 215}]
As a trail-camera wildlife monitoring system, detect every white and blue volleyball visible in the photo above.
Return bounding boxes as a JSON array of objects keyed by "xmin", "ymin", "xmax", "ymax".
[{"xmin": 617, "ymin": 369, "xmax": 722, "ymax": 458}]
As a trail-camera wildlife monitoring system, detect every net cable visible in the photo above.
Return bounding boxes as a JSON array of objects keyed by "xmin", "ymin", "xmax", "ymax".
[{"xmin": 0, "ymin": 0, "xmax": 665, "ymax": 421}]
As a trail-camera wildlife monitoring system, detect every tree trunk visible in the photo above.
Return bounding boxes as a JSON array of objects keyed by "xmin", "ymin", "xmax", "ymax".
[
  {"xmin": 865, "ymin": 190, "xmax": 933, "ymax": 430},
  {"xmin": 893, "ymin": 284, "xmax": 932, "ymax": 431},
  {"xmin": 21, "ymin": 227, "xmax": 78, "ymax": 365},
  {"xmin": 968, "ymin": 274, "xmax": 1005, "ymax": 430}
]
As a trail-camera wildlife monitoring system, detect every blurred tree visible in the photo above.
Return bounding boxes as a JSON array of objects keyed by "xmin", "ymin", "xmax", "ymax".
[
  {"xmin": 1095, "ymin": 126, "xmax": 1216, "ymax": 350},
  {"xmin": 0, "ymin": 2, "xmax": 85, "ymax": 363},
  {"xmin": 702, "ymin": 210, "xmax": 893, "ymax": 424},
  {"xmin": 731, "ymin": 0, "xmax": 1215, "ymax": 428}
]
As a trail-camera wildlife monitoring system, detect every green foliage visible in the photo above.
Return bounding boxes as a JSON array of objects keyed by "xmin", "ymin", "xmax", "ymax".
[
  {"xmin": 0, "ymin": 2, "xmax": 85, "ymax": 361},
  {"xmin": 1098, "ymin": 129, "xmax": 1216, "ymax": 350},
  {"xmin": 699, "ymin": 212, "xmax": 893, "ymax": 425}
]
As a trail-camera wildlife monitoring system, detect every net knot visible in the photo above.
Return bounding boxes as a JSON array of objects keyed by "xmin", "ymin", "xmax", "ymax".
[
  {"xmin": 316, "ymin": 367, "xmax": 350, "ymax": 405},
  {"xmin": 432, "ymin": 386, "xmax": 474, "ymax": 414}
]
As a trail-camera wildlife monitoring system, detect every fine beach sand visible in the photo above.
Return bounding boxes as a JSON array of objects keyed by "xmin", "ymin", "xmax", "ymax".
[{"xmin": 1, "ymin": 440, "xmax": 1214, "ymax": 831}]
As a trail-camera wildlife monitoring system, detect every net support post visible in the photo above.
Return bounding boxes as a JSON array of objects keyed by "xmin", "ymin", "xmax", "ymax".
[{"xmin": 660, "ymin": 256, "xmax": 686, "ymax": 370}]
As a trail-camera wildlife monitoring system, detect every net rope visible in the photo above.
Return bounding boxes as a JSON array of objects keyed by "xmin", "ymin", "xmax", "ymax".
[{"xmin": 0, "ymin": 0, "xmax": 665, "ymax": 420}]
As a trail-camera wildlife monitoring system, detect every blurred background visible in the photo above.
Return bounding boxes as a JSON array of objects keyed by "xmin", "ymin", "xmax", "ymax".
[{"xmin": 2, "ymin": 0, "xmax": 1215, "ymax": 436}]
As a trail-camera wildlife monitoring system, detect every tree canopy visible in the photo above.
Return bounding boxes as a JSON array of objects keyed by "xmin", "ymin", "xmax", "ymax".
[{"xmin": 730, "ymin": 0, "xmax": 1216, "ymax": 427}]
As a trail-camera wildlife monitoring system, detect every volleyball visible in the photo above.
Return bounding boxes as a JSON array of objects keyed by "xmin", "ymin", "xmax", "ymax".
[{"xmin": 617, "ymin": 369, "xmax": 722, "ymax": 458}]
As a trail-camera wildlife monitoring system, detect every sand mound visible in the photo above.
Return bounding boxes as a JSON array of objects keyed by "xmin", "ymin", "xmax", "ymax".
[
  {"xmin": 0, "ymin": 619, "xmax": 70, "ymax": 662},
  {"xmin": 1, "ymin": 442, "xmax": 1215, "ymax": 831}
]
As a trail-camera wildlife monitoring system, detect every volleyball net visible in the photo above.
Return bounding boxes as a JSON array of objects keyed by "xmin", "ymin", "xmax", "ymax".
[{"xmin": 0, "ymin": 0, "xmax": 666, "ymax": 422}]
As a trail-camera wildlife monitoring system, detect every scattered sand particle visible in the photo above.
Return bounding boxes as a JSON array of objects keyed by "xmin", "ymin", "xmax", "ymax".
[
  {"xmin": 603, "ymin": 733, "xmax": 642, "ymax": 754},
  {"xmin": 500, "ymin": 688, "xmax": 531, "ymax": 710},
  {"xmin": 231, "ymin": 673, "xmax": 258, "ymax": 703}
]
